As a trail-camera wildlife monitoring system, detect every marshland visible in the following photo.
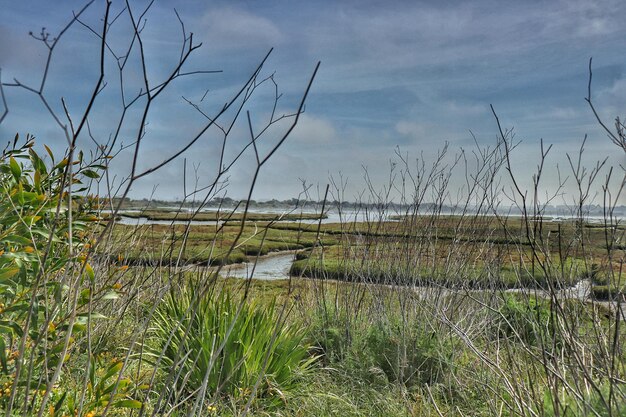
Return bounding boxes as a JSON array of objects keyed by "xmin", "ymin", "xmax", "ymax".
[{"xmin": 1, "ymin": 1, "xmax": 625, "ymax": 416}]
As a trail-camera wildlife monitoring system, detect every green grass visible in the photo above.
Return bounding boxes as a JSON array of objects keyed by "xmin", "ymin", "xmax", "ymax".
[
  {"xmin": 290, "ymin": 244, "xmax": 592, "ymax": 289},
  {"xmin": 103, "ymin": 213, "xmax": 621, "ymax": 289},
  {"xmin": 81, "ymin": 213, "xmax": 624, "ymax": 416},
  {"xmin": 147, "ymin": 286, "xmax": 315, "ymax": 409},
  {"xmin": 103, "ymin": 222, "xmax": 340, "ymax": 266}
]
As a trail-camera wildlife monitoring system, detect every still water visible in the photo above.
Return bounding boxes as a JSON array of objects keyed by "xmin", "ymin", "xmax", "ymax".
[{"xmin": 222, "ymin": 253, "xmax": 295, "ymax": 280}]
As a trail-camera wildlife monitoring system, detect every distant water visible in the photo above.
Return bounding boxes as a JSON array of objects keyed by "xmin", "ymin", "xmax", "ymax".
[
  {"xmin": 116, "ymin": 216, "xmax": 222, "ymax": 226},
  {"xmin": 109, "ymin": 208, "xmax": 623, "ymax": 226}
]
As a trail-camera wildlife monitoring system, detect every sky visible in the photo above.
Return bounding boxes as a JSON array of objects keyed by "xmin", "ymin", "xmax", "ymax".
[{"xmin": 1, "ymin": 0, "xmax": 625, "ymax": 205}]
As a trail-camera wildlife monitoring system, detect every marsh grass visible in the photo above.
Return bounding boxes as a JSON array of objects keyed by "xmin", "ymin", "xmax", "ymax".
[
  {"xmin": 146, "ymin": 285, "xmax": 315, "ymax": 412},
  {"xmin": 0, "ymin": 4, "xmax": 624, "ymax": 413}
]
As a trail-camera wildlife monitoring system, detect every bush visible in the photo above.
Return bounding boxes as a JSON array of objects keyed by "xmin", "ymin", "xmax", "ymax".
[
  {"xmin": 308, "ymin": 309, "xmax": 453, "ymax": 389},
  {"xmin": 149, "ymin": 287, "xmax": 315, "ymax": 408},
  {"xmin": 0, "ymin": 136, "xmax": 141, "ymax": 415},
  {"xmin": 361, "ymin": 320, "xmax": 452, "ymax": 387},
  {"xmin": 496, "ymin": 294, "xmax": 557, "ymax": 347}
]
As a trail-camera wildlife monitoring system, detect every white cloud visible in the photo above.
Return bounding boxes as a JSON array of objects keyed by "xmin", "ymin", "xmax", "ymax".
[
  {"xmin": 199, "ymin": 7, "xmax": 283, "ymax": 50},
  {"xmin": 395, "ymin": 121, "xmax": 426, "ymax": 139},
  {"xmin": 443, "ymin": 101, "xmax": 487, "ymax": 117},
  {"xmin": 290, "ymin": 114, "xmax": 337, "ymax": 144}
]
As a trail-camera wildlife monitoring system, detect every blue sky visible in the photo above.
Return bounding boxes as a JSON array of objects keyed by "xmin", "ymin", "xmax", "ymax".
[{"xmin": 1, "ymin": 0, "xmax": 625, "ymax": 203}]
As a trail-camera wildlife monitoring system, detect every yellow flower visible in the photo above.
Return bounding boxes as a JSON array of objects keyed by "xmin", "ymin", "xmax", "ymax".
[{"xmin": 112, "ymin": 282, "xmax": 122, "ymax": 290}]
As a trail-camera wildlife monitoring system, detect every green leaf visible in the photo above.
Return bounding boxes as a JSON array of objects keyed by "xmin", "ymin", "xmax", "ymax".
[
  {"xmin": 49, "ymin": 342, "xmax": 66, "ymax": 355},
  {"xmin": 29, "ymin": 148, "xmax": 47, "ymax": 175},
  {"xmin": 102, "ymin": 361, "xmax": 123, "ymax": 382},
  {"xmin": 82, "ymin": 170, "xmax": 100, "ymax": 179},
  {"xmin": 77, "ymin": 312, "xmax": 107, "ymax": 320},
  {"xmin": 44, "ymin": 144, "xmax": 55, "ymax": 163},
  {"xmin": 34, "ymin": 170, "xmax": 41, "ymax": 191},
  {"xmin": 71, "ymin": 323, "xmax": 86, "ymax": 333},
  {"xmin": 113, "ymin": 399, "xmax": 142, "ymax": 409},
  {"xmin": 102, "ymin": 290, "xmax": 120, "ymax": 300},
  {"xmin": 89, "ymin": 356, "xmax": 96, "ymax": 393},
  {"xmin": 78, "ymin": 288, "xmax": 91, "ymax": 306},
  {"xmin": 1, "ymin": 235, "xmax": 32, "ymax": 245},
  {"xmin": 85, "ymin": 263, "xmax": 95, "ymax": 281},
  {"xmin": 55, "ymin": 158, "xmax": 68, "ymax": 169},
  {"xmin": 9, "ymin": 157, "xmax": 21, "ymax": 179},
  {"xmin": 0, "ymin": 267, "xmax": 19, "ymax": 281},
  {"xmin": 21, "ymin": 215, "xmax": 42, "ymax": 226},
  {"xmin": 0, "ymin": 325, "xmax": 14, "ymax": 335},
  {"xmin": 53, "ymin": 392, "xmax": 67, "ymax": 417},
  {"xmin": 0, "ymin": 321, "xmax": 23, "ymax": 336},
  {"xmin": 2, "ymin": 302, "xmax": 30, "ymax": 314},
  {"xmin": 16, "ymin": 191, "xmax": 39, "ymax": 204},
  {"xmin": 0, "ymin": 337, "xmax": 7, "ymax": 374}
]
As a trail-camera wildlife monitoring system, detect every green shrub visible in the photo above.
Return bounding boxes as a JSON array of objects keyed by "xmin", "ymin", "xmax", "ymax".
[
  {"xmin": 308, "ymin": 309, "xmax": 452, "ymax": 389},
  {"xmin": 360, "ymin": 321, "xmax": 452, "ymax": 388},
  {"xmin": 496, "ymin": 294, "xmax": 557, "ymax": 347},
  {"xmin": 310, "ymin": 325, "xmax": 348, "ymax": 364},
  {"xmin": 149, "ymin": 287, "xmax": 315, "ymax": 408},
  {"xmin": 0, "ymin": 135, "xmax": 141, "ymax": 415}
]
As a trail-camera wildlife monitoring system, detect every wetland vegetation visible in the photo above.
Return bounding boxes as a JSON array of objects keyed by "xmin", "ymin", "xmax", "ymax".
[
  {"xmin": 0, "ymin": 2, "xmax": 624, "ymax": 416},
  {"xmin": 0, "ymin": 139, "xmax": 622, "ymax": 415}
]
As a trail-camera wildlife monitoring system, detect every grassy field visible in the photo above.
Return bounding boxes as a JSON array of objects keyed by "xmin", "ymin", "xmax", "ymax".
[
  {"xmin": 96, "ymin": 212, "xmax": 626, "ymax": 413},
  {"xmin": 97, "ymin": 265, "xmax": 625, "ymax": 416},
  {"xmin": 2, "ymin": 146, "xmax": 624, "ymax": 416},
  {"xmin": 105, "ymin": 214, "xmax": 625, "ymax": 298}
]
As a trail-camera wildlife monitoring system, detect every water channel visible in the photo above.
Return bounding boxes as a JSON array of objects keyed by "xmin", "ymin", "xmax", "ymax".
[
  {"xmin": 112, "ymin": 210, "xmax": 624, "ymax": 317},
  {"xmin": 222, "ymin": 252, "xmax": 295, "ymax": 280},
  {"xmin": 217, "ymin": 251, "xmax": 625, "ymax": 318}
]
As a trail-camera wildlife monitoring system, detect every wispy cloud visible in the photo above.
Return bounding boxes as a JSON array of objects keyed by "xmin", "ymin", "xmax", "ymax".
[
  {"xmin": 199, "ymin": 7, "xmax": 284, "ymax": 51},
  {"xmin": 0, "ymin": 0, "xmax": 625, "ymax": 200}
]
